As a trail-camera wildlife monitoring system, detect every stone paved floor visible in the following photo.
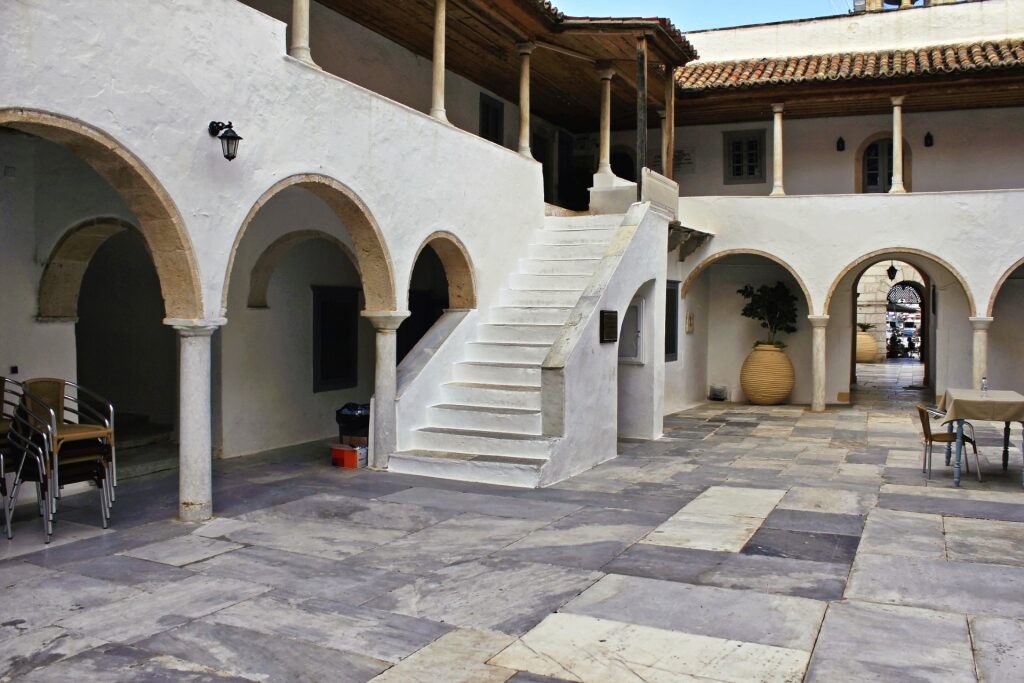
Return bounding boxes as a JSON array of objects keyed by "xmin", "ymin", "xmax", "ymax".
[{"xmin": 3, "ymin": 397, "xmax": 1024, "ymax": 681}]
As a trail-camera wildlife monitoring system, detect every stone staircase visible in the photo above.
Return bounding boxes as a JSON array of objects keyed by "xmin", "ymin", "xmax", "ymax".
[{"xmin": 389, "ymin": 213, "xmax": 624, "ymax": 486}]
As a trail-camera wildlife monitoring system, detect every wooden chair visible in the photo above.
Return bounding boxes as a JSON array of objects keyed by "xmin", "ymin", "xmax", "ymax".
[{"xmin": 916, "ymin": 404, "xmax": 981, "ymax": 481}]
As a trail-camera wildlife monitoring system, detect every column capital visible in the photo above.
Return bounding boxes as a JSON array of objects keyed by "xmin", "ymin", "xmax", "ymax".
[
  {"xmin": 516, "ymin": 41, "xmax": 536, "ymax": 55},
  {"xmin": 771, "ymin": 102, "xmax": 785, "ymax": 114},
  {"xmin": 164, "ymin": 318, "xmax": 226, "ymax": 336},
  {"xmin": 598, "ymin": 65, "xmax": 616, "ymax": 81},
  {"xmin": 658, "ymin": 110, "xmax": 668, "ymax": 121},
  {"xmin": 362, "ymin": 310, "xmax": 410, "ymax": 332},
  {"xmin": 808, "ymin": 315, "xmax": 830, "ymax": 328},
  {"xmin": 891, "ymin": 95, "xmax": 905, "ymax": 107},
  {"xmin": 969, "ymin": 316, "xmax": 994, "ymax": 330}
]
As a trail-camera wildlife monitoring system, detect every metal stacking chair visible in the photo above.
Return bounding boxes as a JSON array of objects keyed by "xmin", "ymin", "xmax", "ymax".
[
  {"xmin": 1, "ymin": 377, "xmax": 23, "ymax": 539},
  {"xmin": 916, "ymin": 404, "xmax": 981, "ymax": 481},
  {"xmin": 22, "ymin": 378, "xmax": 116, "ymax": 504}
]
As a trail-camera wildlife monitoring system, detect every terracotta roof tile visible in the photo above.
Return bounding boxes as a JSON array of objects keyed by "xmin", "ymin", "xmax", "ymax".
[{"xmin": 678, "ymin": 38, "xmax": 1024, "ymax": 91}]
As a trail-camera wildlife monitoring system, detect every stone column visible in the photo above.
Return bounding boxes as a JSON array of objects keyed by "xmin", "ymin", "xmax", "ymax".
[
  {"xmin": 289, "ymin": 0, "xmax": 318, "ymax": 67},
  {"xmin": 596, "ymin": 66, "xmax": 616, "ymax": 176},
  {"xmin": 167, "ymin": 318, "xmax": 224, "ymax": 522},
  {"xmin": 970, "ymin": 316, "xmax": 993, "ymax": 389},
  {"xmin": 361, "ymin": 311, "xmax": 410, "ymax": 469},
  {"xmin": 770, "ymin": 103, "xmax": 786, "ymax": 196},
  {"xmin": 516, "ymin": 42, "xmax": 535, "ymax": 157},
  {"xmin": 809, "ymin": 315, "xmax": 830, "ymax": 412},
  {"xmin": 890, "ymin": 96, "xmax": 907, "ymax": 193},
  {"xmin": 430, "ymin": 0, "xmax": 448, "ymax": 122}
]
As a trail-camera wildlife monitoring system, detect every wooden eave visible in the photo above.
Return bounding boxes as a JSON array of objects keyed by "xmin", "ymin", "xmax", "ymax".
[
  {"xmin": 677, "ymin": 69, "xmax": 1024, "ymax": 125},
  {"xmin": 316, "ymin": 0, "xmax": 694, "ymax": 132}
]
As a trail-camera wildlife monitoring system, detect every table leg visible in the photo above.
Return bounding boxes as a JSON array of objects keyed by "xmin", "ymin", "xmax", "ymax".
[
  {"xmin": 945, "ymin": 422, "xmax": 953, "ymax": 466},
  {"xmin": 1004, "ymin": 422, "xmax": 1011, "ymax": 471},
  {"xmin": 953, "ymin": 420, "xmax": 964, "ymax": 488},
  {"xmin": 1020, "ymin": 422, "xmax": 1024, "ymax": 488}
]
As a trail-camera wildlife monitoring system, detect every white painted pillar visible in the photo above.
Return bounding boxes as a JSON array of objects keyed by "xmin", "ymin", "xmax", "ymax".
[
  {"xmin": 597, "ymin": 66, "xmax": 616, "ymax": 176},
  {"xmin": 970, "ymin": 316, "xmax": 993, "ymax": 389},
  {"xmin": 168, "ymin": 319, "xmax": 223, "ymax": 522},
  {"xmin": 289, "ymin": 0, "xmax": 318, "ymax": 67},
  {"xmin": 430, "ymin": 0, "xmax": 448, "ymax": 122},
  {"xmin": 770, "ymin": 103, "xmax": 785, "ymax": 196},
  {"xmin": 890, "ymin": 95, "xmax": 907, "ymax": 193},
  {"xmin": 361, "ymin": 311, "xmax": 410, "ymax": 469},
  {"xmin": 809, "ymin": 315, "xmax": 829, "ymax": 412},
  {"xmin": 517, "ymin": 42, "xmax": 535, "ymax": 157}
]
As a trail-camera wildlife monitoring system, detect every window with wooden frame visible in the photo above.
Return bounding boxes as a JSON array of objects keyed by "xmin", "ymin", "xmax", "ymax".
[
  {"xmin": 312, "ymin": 286, "xmax": 359, "ymax": 393},
  {"xmin": 665, "ymin": 280, "xmax": 680, "ymax": 362},
  {"xmin": 722, "ymin": 130, "xmax": 766, "ymax": 184}
]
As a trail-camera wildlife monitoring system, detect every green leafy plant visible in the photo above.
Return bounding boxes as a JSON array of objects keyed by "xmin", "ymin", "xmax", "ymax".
[
  {"xmin": 857, "ymin": 322, "xmax": 876, "ymax": 332},
  {"xmin": 737, "ymin": 282, "xmax": 798, "ymax": 347}
]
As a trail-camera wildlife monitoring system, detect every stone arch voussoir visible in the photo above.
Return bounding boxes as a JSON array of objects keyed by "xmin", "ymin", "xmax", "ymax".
[
  {"xmin": 409, "ymin": 231, "xmax": 477, "ymax": 310},
  {"xmin": 247, "ymin": 229, "xmax": 360, "ymax": 308},
  {"xmin": 680, "ymin": 248, "xmax": 815, "ymax": 313}
]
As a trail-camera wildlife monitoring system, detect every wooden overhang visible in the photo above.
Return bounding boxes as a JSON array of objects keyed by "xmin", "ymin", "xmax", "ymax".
[
  {"xmin": 676, "ymin": 38, "xmax": 1024, "ymax": 125},
  {"xmin": 315, "ymin": 0, "xmax": 697, "ymax": 132}
]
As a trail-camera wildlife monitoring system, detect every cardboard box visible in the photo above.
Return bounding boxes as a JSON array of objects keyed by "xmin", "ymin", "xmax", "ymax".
[
  {"xmin": 341, "ymin": 435, "xmax": 369, "ymax": 447},
  {"xmin": 331, "ymin": 443, "xmax": 361, "ymax": 468}
]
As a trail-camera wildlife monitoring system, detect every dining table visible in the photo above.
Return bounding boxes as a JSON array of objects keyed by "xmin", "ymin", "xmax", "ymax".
[{"xmin": 939, "ymin": 388, "xmax": 1024, "ymax": 488}]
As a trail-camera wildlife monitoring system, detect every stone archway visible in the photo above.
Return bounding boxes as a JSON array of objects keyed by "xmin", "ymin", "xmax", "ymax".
[
  {"xmin": 226, "ymin": 174, "xmax": 397, "ymax": 315},
  {"xmin": 681, "ymin": 248, "xmax": 815, "ymax": 314},
  {"xmin": 247, "ymin": 229, "xmax": 360, "ymax": 309},
  {"xmin": 1, "ymin": 108, "xmax": 203, "ymax": 319},
  {"xmin": 408, "ymin": 231, "xmax": 477, "ymax": 310}
]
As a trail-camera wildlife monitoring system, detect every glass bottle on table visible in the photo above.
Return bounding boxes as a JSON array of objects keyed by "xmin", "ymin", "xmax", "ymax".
[{"xmin": 981, "ymin": 376, "xmax": 989, "ymax": 397}]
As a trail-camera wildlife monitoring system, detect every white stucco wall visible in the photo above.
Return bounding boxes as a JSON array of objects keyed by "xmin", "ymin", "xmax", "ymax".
[
  {"xmin": 687, "ymin": 0, "xmax": 1024, "ymax": 61},
  {"xmin": 988, "ymin": 275, "xmax": 1024, "ymax": 392},
  {"xmin": 664, "ymin": 266, "xmax": 709, "ymax": 412}
]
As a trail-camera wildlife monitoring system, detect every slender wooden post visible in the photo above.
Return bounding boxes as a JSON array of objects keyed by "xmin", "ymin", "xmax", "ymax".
[
  {"xmin": 664, "ymin": 69, "xmax": 676, "ymax": 179},
  {"xmin": 636, "ymin": 36, "xmax": 648, "ymax": 200}
]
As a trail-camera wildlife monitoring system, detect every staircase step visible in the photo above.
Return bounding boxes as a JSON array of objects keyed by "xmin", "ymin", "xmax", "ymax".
[
  {"xmin": 543, "ymin": 214, "xmax": 623, "ymax": 230},
  {"xmin": 466, "ymin": 341, "xmax": 550, "ymax": 364},
  {"xmin": 518, "ymin": 257, "xmax": 601, "ymax": 276},
  {"xmin": 388, "ymin": 451, "xmax": 543, "ymax": 488},
  {"xmin": 527, "ymin": 243, "xmax": 607, "ymax": 259},
  {"xmin": 508, "ymin": 273, "xmax": 592, "ymax": 290},
  {"xmin": 454, "ymin": 361, "xmax": 541, "ymax": 387},
  {"xmin": 535, "ymin": 228, "xmax": 617, "ymax": 245},
  {"xmin": 499, "ymin": 288, "xmax": 583, "ymax": 307},
  {"xmin": 489, "ymin": 306, "xmax": 572, "ymax": 325},
  {"xmin": 443, "ymin": 381, "xmax": 542, "ymax": 410},
  {"xmin": 477, "ymin": 324, "xmax": 563, "ymax": 344},
  {"xmin": 411, "ymin": 427, "xmax": 555, "ymax": 458},
  {"xmin": 428, "ymin": 404, "xmax": 541, "ymax": 433}
]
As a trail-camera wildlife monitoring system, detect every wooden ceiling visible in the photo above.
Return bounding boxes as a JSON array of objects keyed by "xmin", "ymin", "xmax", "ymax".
[{"xmin": 316, "ymin": 0, "xmax": 694, "ymax": 132}]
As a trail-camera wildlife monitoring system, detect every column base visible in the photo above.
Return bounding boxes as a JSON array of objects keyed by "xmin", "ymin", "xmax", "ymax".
[
  {"xmin": 179, "ymin": 500, "xmax": 213, "ymax": 523},
  {"xmin": 430, "ymin": 109, "xmax": 449, "ymax": 123}
]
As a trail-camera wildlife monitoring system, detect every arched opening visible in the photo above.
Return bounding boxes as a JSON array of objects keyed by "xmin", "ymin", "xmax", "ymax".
[
  {"xmin": 617, "ymin": 279, "xmax": 659, "ymax": 439},
  {"xmin": 826, "ymin": 249, "xmax": 974, "ymax": 408},
  {"xmin": 610, "ymin": 147, "xmax": 636, "ymax": 183},
  {"xmin": 681, "ymin": 252, "xmax": 813, "ymax": 406},
  {"xmin": 219, "ymin": 184, "xmax": 384, "ymax": 458},
  {"xmin": 855, "ymin": 132, "xmax": 912, "ymax": 193},
  {"xmin": 398, "ymin": 232, "xmax": 475, "ymax": 363},
  {"xmin": 988, "ymin": 260, "xmax": 1024, "ymax": 392}
]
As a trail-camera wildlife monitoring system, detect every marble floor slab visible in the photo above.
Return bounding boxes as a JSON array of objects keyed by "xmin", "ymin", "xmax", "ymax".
[
  {"xmin": 805, "ymin": 601, "xmax": 975, "ymax": 682},
  {"xmin": 0, "ymin": 626, "xmax": 107, "ymax": 681},
  {"xmin": 762, "ymin": 508, "xmax": 865, "ymax": 536},
  {"xmin": 563, "ymin": 573, "xmax": 826, "ymax": 651},
  {"xmin": 368, "ymin": 557, "xmax": 602, "ymax": 636},
  {"xmin": 640, "ymin": 513, "xmax": 763, "ymax": 552},
  {"xmin": 379, "ymin": 487, "xmax": 582, "ymax": 521},
  {"xmin": 490, "ymin": 613, "xmax": 809, "ymax": 683},
  {"xmin": 120, "ymin": 534, "xmax": 243, "ymax": 567},
  {"xmin": 742, "ymin": 527, "xmax": 860, "ymax": 564},
  {"xmin": 777, "ymin": 486, "xmax": 877, "ymax": 516},
  {"xmin": 62, "ymin": 554, "xmax": 196, "ymax": 592},
  {"xmin": 969, "ymin": 615, "xmax": 1024, "ymax": 682},
  {"xmin": 943, "ymin": 516, "xmax": 1024, "ymax": 567},
  {"xmin": 370, "ymin": 628, "xmax": 516, "ymax": 682},
  {"xmin": 0, "ymin": 519, "xmax": 112, "ymax": 561},
  {"xmin": 858, "ymin": 508, "xmax": 945, "ymax": 559},
  {"xmin": 239, "ymin": 491, "xmax": 460, "ymax": 532},
  {"xmin": 17, "ymin": 643, "xmax": 252, "ymax": 682},
  {"xmin": 221, "ymin": 515, "xmax": 408, "ymax": 561}
]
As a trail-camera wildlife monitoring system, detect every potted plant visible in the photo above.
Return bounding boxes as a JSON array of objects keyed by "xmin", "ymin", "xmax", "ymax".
[
  {"xmin": 737, "ymin": 282, "xmax": 798, "ymax": 405},
  {"xmin": 855, "ymin": 322, "xmax": 878, "ymax": 363}
]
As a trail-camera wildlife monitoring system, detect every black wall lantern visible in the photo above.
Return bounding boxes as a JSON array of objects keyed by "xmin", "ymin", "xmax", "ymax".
[
  {"xmin": 887, "ymin": 261, "xmax": 898, "ymax": 281},
  {"xmin": 924, "ymin": 132, "xmax": 934, "ymax": 148},
  {"xmin": 836, "ymin": 137, "xmax": 846, "ymax": 152},
  {"xmin": 208, "ymin": 121, "xmax": 242, "ymax": 161}
]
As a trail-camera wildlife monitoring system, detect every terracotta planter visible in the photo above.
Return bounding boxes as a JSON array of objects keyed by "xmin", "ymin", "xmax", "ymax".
[
  {"xmin": 740, "ymin": 344, "xmax": 795, "ymax": 405},
  {"xmin": 855, "ymin": 330, "xmax": 878, "ymax": 363}
]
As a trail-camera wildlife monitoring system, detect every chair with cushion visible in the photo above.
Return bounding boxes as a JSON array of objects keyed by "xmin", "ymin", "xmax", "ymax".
[{"xmin": 916, "ymin": 404, "xmax": 981, "ymax": 481}]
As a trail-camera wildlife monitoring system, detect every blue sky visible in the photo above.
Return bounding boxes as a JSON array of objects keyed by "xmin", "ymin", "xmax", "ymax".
[{"xmin": 554, "ymin": 1, "xmax": 857, "ymax": 31}]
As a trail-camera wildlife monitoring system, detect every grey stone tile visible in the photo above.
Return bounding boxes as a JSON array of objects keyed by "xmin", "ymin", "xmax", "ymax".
[
  {"xmin": 605, "ymin": 543, "xmax": 849, "ymax": 600},
  {"xmin": 368, "ymin": 557, "xmax": 602, "ymax": 636},
  {"xmin": 763, "ymin": 509, "xmax": 866, "ymax": 536},
  {"xmin": 238, "ymin": 491, "xmax": 460, "ymax": 531},
  {"xmin": 222, "ymin": 516, "xmax": 407, "ymax": 562},
  {"xmin": 370, "ymin": 628, "xmax": 516, "ymax": 682},
  {"xmin": 858, "ymin": 508, "xmax": 945, "ymax": 559},
  {"xmin": 344, "ymin": 513, "xmax": 546, "ymax": 573},
  {"xmin": 846, "ymin": 554, "xmax": 1024, "ymax": 619},
  {"xmin": 970, "ymin": 615, "xmax": 1024, "ymax": 683},
  {"xmin": 18, "ymin": 643, "xmax": 252, "ymax": 682},
  {"xmin": 379, "ymin": 487, "xmax": 581, "ymax": 521},
  {"xmin": 743, "ymin": 528, "xmax": 860, "ymax": 564},
  {"xmin": 205, "ymin": 594, "xmax": 450, "ymax": 663},
  {"xmin": 56, "ymin": 575, "xmax": 271, "ymax": 643},
  {"xmin": 806, "ymin": 601, "xmax": 974, "ymax": 682},
  {"xmin": 191, "ymin": 545, "xmax": 409, "ymax": 603},
  {"xmin": 120, "ymin": 534, "xmax": 243, "ymax": 567},
  {"xmin": 563, "ymin": 573, "xmax": 827, "ymax": 651},
  {"xmin": 19, "ymin": 520, "xmax": 196, "ymax": 569},
  {"xmin": 0, "ymin": 627, "xmax": 106, "ymax": 680},
  {"xmin": 878, "ymin": 493, "xmax": 1024, "ymax": 523},
  {"xmin": 944, "ymin": 517, "xmax": 1024, "ymax": 567},
  {"xmin": 63, "ymin": 554, "xmax": 195, "ymax": 591},
  {"xmin": 138, "ymin": 620, "xmax": 389, "ymax": 682},
  {"xmin": 506, "ymin": 673, "xmax": 576, "ymax": 683}
]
